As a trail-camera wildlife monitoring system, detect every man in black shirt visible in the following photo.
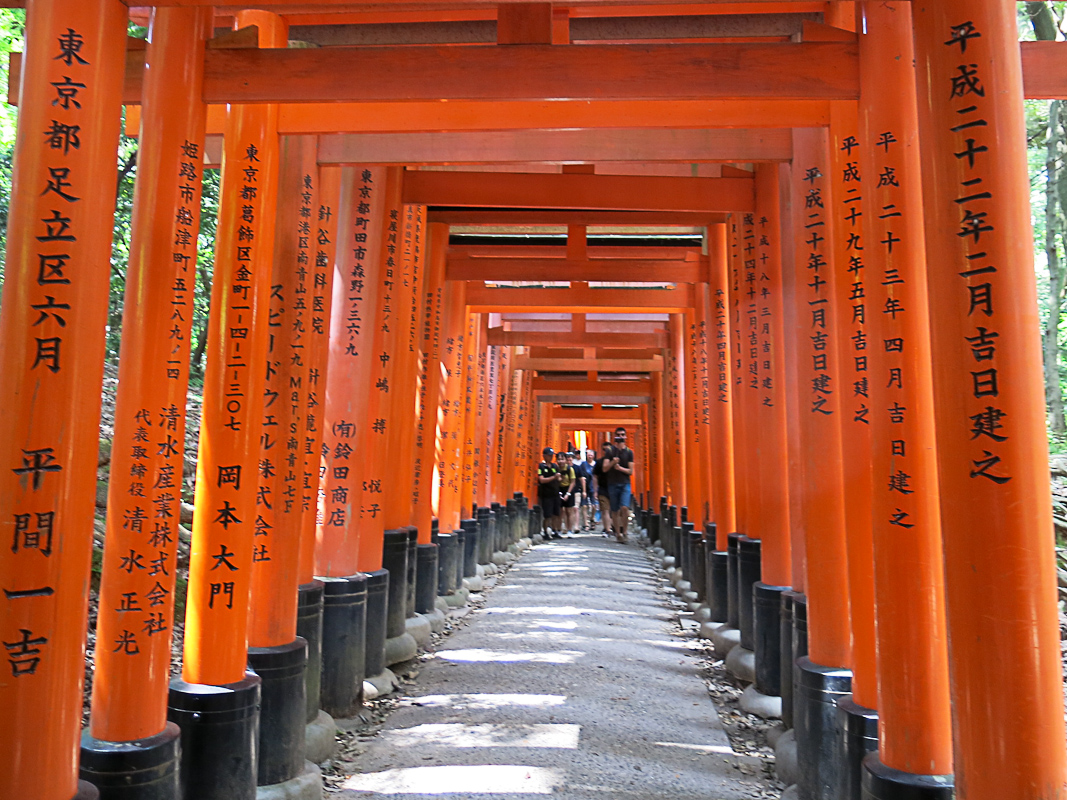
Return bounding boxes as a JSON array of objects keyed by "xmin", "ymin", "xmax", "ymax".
[
  {"xmin": 537, "ymin": 447, "xmax": 562, "ymax": 537},
  {"xmin": 604, "ymin": 427, "xmax": 634, "ymax": 542}
]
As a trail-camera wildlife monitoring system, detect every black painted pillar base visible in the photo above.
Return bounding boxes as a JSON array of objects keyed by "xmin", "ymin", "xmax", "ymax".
[
  {"xmin": 452, "ymin": 527, "xmax": 467, "ymax": 587},
  {"xmin": 382, "ymin": 529, "xmax": 409, "ymax": 639},
  {"xmin": 364, "ymin": 568, "xmax": 389, "ymax": 679},
  {"xmin": 794, "ymin": 656, "xmax": 852, "ymax": 800},
  {"xmin": 737, "ymin": 536, "xmax": 760, "ymax": 650},
  {"xmin": 436, "ymin": 533, "xmax": 456, "ymax": 595},
  {"xmin": 779, "ymin": 590, "xmax": 798, "ymax": 729},
  {"xmin": 79, "ymin": 722, "xmax": 181, "ymax": 800},
  {"xmin": 837, "ymin": 694, "xmax": 879, "ymax": 800},
  {"xmin": 476, "ymin": 507, "xmax": 492, "ymax": 564},
  {"xmin": 415, "ymin": 543, "xmax": 439, "ymax": 614},
  {"xmin": 248, "ymin": 638, "xmax": 307, "ymax": 787},
  {"xmin": 679, "ymin": 521, "xmax": 693, "ymax": 580},
  {"xmin": 861, "ymin": 753, "xmax": 953, "ymax": 800},
  {"xmin": 319, "ymin": 574, "xmax": 367, "ymax": 718},
  {"xmin": 726, "ymin": 532, "xmax": 743, "ymax": 629},
  {"xmin": 167, "ymin": 672, "xmax": 261, "ymax": 800},
  {"xmin": 74, "ymin": 781, "xmax": 101, "ymax": 800},
  {"xmin": 404, "ymin": 526, "xmax": 418, "ymax": 618},
  {"xmin": 691, "ymin": 532, "xmax": 707, "ymax": 603},
  {"xmin": 649, "ymin": 514, "xmax": 662, "ymax": 546},
  {"xmin": 461, "ymin": 518, "xmax": 478, "ymax": 578},
  {"xmin": 753, "ymin": 582, "xmax": 788, "ymax": 697},
  {"xmin": 708, "ymin": 550, "xmax": 729, "ymax": 623},
  {"xmin": 296, "ymin": 581, "xmax": 324, "ymax": 724}
]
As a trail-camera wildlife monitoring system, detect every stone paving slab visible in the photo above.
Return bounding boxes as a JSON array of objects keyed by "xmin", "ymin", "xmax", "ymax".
[{"xmin": 334, "ymin": 534, "xmax": 753, "ymax": 799}]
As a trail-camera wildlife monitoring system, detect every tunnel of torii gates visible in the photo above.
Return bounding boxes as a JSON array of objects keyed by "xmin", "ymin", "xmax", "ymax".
[{"xmin": 3, "ymin": 1, "xmax": 1067, "ymax": 800}]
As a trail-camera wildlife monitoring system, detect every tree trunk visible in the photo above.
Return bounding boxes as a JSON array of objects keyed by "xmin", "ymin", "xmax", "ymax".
[
  {"xmin": 1029, "ymin": 2, "xmax": 1067, "ymax": 437},
  {"xmin": 1044, "ymin": 100, "xmax": 1066, "ymax": 437}
]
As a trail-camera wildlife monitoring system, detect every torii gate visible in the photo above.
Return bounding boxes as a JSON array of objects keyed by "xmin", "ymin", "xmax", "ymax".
[{"xmin": 0, "ymin": 3, "xmax": 1064, "ymax": 800}]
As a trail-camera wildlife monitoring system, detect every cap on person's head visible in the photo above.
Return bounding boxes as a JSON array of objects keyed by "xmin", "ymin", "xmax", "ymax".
[{"xmin": 543, "ymin": 447, "xmax": 554, "ymax": 456}]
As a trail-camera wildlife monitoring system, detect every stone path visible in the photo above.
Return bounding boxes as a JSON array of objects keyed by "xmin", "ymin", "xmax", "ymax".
[{"xmin": 333, "ymin": 533, "xmax": 753, "ymax": 799}]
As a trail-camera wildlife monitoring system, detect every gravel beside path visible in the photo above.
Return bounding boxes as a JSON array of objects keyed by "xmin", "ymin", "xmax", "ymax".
[{"xmin": 333, "ymin": 533, "xmax": 757, "ymax": 799}]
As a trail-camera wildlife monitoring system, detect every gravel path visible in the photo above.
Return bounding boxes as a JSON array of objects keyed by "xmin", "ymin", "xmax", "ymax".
[{"xmin": 332, "ymin": 533, "xmax": 757, "ymax": 799}]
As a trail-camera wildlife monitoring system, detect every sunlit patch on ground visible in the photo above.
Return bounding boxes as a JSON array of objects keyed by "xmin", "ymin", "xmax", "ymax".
[
  {"xmin": 341, "ymin": 764, "xmax": 565, "ymax": 794},
  {"xmin": 381, "ymin": 722, "xmax": 581, "ymax": 749}
]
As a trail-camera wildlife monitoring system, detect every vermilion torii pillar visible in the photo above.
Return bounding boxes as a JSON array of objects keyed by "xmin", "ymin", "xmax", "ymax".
[
  {"xmin": 172, "ymin": 12, "xmax": 285, "ymax": 799},
  {"xmin": 316, "ymin": 166, "xmax": 384, "ymax": 718},
  {"xmin": 413, "ymin": 222, "xmax": 447, "ymax": 540},
  {"xmin": 436, "ymin": 279, "xmax": 468, "ymax": 531},
  {"xmin": 0, "ymin": 0, "xmax": 125, "ymax": 797},
  {"xmin": 749, "ymin": 163, "xmax": 791, "ymax": 702},
  {"xmin": 912, "ymin": 3, "xmax": 1067, "ymax": 798},
  {"xmin": 790, "ymin": 126, "xmax": 854, "ymax": 800},
  {"xmin": 295, "ymin": 164, "xmax": 339, "ymax": 751},
  {"xmin": 708, "ymin": 223, "xmax": 736, "ymax": 550},
  {"xmin": 857, "ymin": 2, "xmax": 954, "ymax": 793},
  {"xmin": 828, "ymin": 98, "xmax": 880, "ymax": 735},
  {"xmin": 80, "ymin": 7, "xmax": 210, "ymax": 796}
]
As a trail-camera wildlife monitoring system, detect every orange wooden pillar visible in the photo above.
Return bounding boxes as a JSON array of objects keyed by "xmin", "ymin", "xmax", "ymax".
[
  {"xmin": 682, "ymin": 307, "xmax": 707, "ymax": 523},
  {"xmin": 242, "ymin": 133, "xmax": 319, "ymax": 789},
  {"xmin": 381, "ymin": 203, "xmax": 425, "ymax": 532},
  {"xmin": 708, "ymin": 223, "xmax": 737, "ymax": 551},
  {"xmin": 853, "ymin": 1, "xmax": 955, "ymax": 790},
  {"xmin": 727, "ymin": 219, "xmax": 750, "ymax": 539},
  {"xmin": 459, "ymin": 311, "xmax": 480, "ymax": 519},
  {"xmin": 474, "ymin": 318, "xmax": 491, "ymax": 507},
  {"xmin": 294, "ymin": 164, "xmax": 339, "ymax": 727},
  {"xmin": 319, "ymin": 167, "xmax": 385, "ymax": 577},
  {"xmin": 173, "ymin": 12, "xmax": 285, "ymax": 796},
  {"xmin": 694, "ymin": 281, "xmax": 715, "ymax": 522},
  {"xmin": 912, "ymin": 4, "xmax": 1067, "ymax": 798},
  {"xmin": 316, "ymin": 166, "xmax": 385, "ymax": 717},
  {"xmin": 0, "ymin": 0, "xmax": 124, "ymax": 795},
  {"xmin": 353, "ymin": 167, "xmax": 405, "ymax": 573},
  {"xmin": 496, "ymin": 346, "xmax": 517, "ymax": 503},
  {"xmin": 827, "ymin": 99, "xmax": 879, "ymax": 722},
  {"xmin": 436, "ymin": 280, "xmax": 468, "ymax": 531},
  {"xmin": 667, "ymin": 314, "xmax": 688, "ymax": 509},
  {"xmin": 648, "ymin": 371, "xmax": 666, "ymax": 503},
  {"xmin": 413, "ymin": 222, "xmax": 447, "ymax": 541},
  {"xmin": 747, "ymin": 164, "xmax": 793, "ymax": 700},
  {"xmin": 249, "ymin": 135, "xmax": 316, "ymax": 647},
  {"xmin": 80, "ymin": 7, "xmax": 210, "ymax": 791},
  {"xmin": 789, "ymin": 126, "xmax": 854, "ymax": 800}
]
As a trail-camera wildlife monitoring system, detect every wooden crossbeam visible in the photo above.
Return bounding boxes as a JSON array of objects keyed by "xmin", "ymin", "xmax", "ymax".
[
  {"xmin": 515, "ymin": 356, "xmax": 664, "ymax": 372},
  {"xmin": 487, "ymin": 329, "xmax": 668, "ymax": 348},
  {"xmin": 534, "ymin": 378, "xmax": 651, "ymax": 392},
  {"xmin": 449, "ymin": 246, "xmax": 702, "ymax": 260},
  {"xmin": 316, "ymin": 128, "xmax": 793, "ymax": 164},
  {"xmin": 448, "ymin": 256, "xmax": 701, "ymax": 283},
  {"xmin": 466, "ymin": 283, "xmax": 694, "ymax": 312},
  {"xmin": 433, "ymin": 209, "xmax": 722, "ymax": 225},
  {"xmin": 538, "ymin": 394, "xmax": 651, "ymax": 404},
  {"xmin": 121, "ymin": 100, "xmax": 829, "ymax": 134},
  {"xmin": 551, "ymin": 406, "xmax": 644, "ymax": 421},
  {"xmin": 406, "ymin": 171, "xmax": 753, "ymax": 213},
  {"xmin": 133, "ymin": 42, "xmax": 861, "ymax": 103}
]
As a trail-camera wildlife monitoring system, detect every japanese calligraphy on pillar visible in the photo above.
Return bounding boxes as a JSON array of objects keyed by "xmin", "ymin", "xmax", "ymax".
[
  {"xmin": 320, "ymin": 168, "xmax": 383, "ymax": 569},
  {"xmin": 800, "ymin": 154, "xmax": 835, "ymax": 417},
  {"xmin": 834, "ymin": 127, "xmax": 871, "ymax": 427},
  {"xmin": 936, "ymin": 22, "xmax": 1010, "ymax": 485},
  {"xmin": 413, "ymin": 238, "xmax": 443, "ymax": 516},
  {"xmin": 97, "ymin": 136, "xmax": 202, "ymax": 669}
]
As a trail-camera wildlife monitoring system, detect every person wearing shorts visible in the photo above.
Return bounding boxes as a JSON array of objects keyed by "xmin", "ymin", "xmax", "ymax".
[
  {"xmin": 605, "ymin": 427, "xmax": 634, "ymax": 542},
  {"xmin": 537, "ymin": 447, "xmax": 561, "ymax": 537}
]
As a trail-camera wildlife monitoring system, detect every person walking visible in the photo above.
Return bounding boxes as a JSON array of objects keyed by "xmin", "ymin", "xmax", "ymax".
[
  {"xmin": 605, "ymin": 427, "xmax": 634, "ymax": 543},
  {"xmin": 594, "ymin": 441, "xmax": 614, "ymax": 536},
  {"xmin": 574, "ymin": 448, "xmax": 595, "ymax": 530},
  {"xmin": 557, "ymin": 451, "xmax": 578, "ymax": 537},
  {"xmin": 537, "ymin": 447, "xmax": 561, "ymax": 538}
]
